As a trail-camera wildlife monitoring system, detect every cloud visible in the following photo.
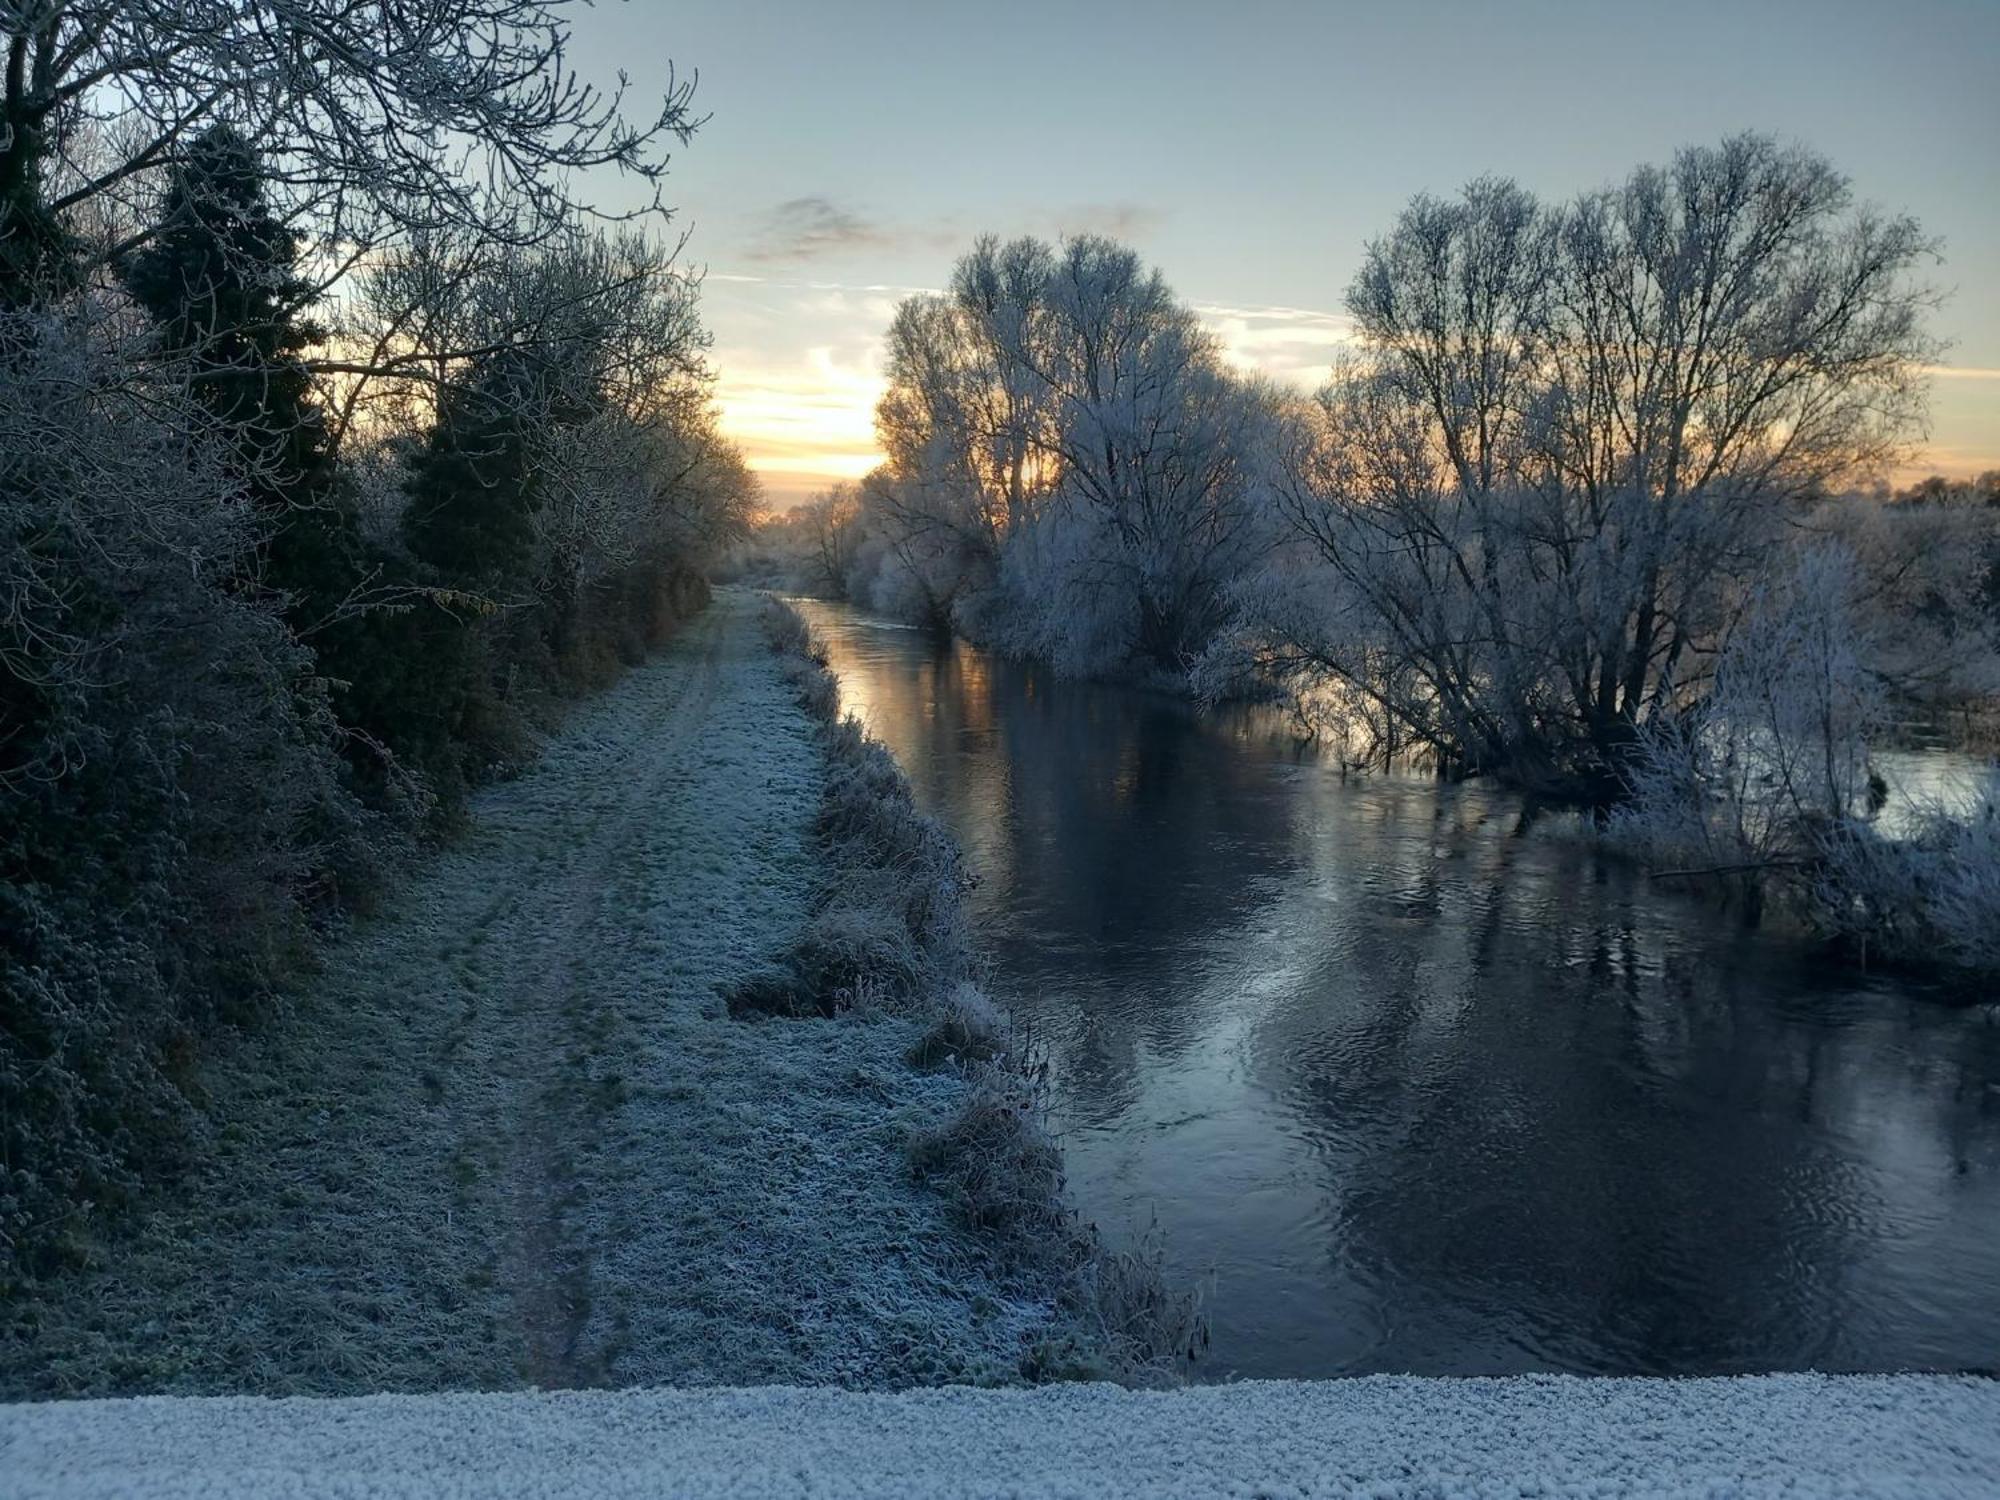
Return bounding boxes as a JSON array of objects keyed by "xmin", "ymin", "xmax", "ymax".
[
  {"xmin": 743, "ymin": 196, "xmax": 904, "ymax": 263},
  {"xmin": 1193, "ymin": 301, "xmax": 1357, "ymax": 389},
  {"xmin": 737, "ymin": 196, "xmax": 1172, "ymax": 266},
  {"xmin": 703, "ymin": 278, "xmax": 891, "ymax": 507},
  {"xmin": 714, "ymin": 348, "xmax": 884, "ymax": 456},
  {"xmin": 705, "ymin": 272, "xmax": 940, "ymax": 295},
  {"xmin": 1042, "ymin": 201, "xmax": 1165, "ymax": 241}
]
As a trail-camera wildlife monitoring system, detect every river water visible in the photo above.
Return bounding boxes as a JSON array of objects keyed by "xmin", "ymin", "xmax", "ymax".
[{"xmin": 794, "ymin": 600, "xmax": 2000, "ymax": 1381}]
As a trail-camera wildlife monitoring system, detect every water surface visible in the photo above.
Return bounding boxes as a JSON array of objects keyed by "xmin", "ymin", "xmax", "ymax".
[{"xmin": 796, "ymin": 601, "xmax": 2000, "ymax": 1381}]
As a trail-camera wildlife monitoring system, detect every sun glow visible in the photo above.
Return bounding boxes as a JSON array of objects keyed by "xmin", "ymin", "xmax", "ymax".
[
  {"xmin": 706, "ymin": 293, "xmax": 1371, "ymax": 509},
  {"xmin": 702, "ymin": 285, "xmax": 2000, "ymax": 514},
  {"xmin": 712, "ymin": 344, "xmax": 887, "ymax": 507}
]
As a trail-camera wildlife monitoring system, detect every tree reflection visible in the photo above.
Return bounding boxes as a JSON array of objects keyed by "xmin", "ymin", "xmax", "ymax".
[{"xmin": 798, "ymin": 600, "xmax": 2000, "ymax": 1380}]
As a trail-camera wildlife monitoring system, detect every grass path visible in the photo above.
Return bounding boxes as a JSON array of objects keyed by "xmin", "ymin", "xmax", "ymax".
[{"xmin": 3, "ymin": 590, "xmax": 1050, "ymax": 1397}]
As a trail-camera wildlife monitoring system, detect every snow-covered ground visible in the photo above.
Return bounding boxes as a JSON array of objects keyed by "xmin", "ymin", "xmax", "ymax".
[
  {"xmin": 5, "ymin": 1373, "xmax": 1996, "ymax": 1498},
  {"xmin": 4, "ymin": 592, "xmax": 1057, "ymax": 1396}
]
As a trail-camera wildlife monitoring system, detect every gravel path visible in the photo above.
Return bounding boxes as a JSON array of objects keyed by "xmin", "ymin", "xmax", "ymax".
[{"xmin": 3, "ymin": 591, "xmax": 1049, "ymax": 1397}]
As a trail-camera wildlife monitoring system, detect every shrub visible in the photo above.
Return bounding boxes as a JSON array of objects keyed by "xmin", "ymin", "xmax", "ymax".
[
  {"xmin": 0, "ymin": 304, "xmax": 375, "ymax": 1280},
  {"xmin": 1812, "ymin": 798, "xmax": 2000, "ymax": 977},
  {"xmin": 907, "ymin": 984, "xmax": 1008, "ymax": 1069}
]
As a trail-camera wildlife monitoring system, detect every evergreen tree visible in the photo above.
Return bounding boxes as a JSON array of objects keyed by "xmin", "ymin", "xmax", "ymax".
[
  {"xmin": 122, "ymin": 129, "xmax": 439, "ymax": 804},
  {"xmin": 401, "ymin": 350, "xmax": 548, "ymax": 589},
  {"xmin": 124, "ymin": 128, "xmax": 369, "ymax": 635},
  {"xmin": 125, "ymin": 126, "xmax": 334, "ymax": 513}
]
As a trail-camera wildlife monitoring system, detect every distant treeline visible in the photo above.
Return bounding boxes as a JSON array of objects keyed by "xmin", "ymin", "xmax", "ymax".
[
  {"xmin": 2, "ymin": 5, "xmax": 751, "ymax": 1282},
  {"xmin": 735, "ymin": 135, "xmax": 2000, "ymax": 979}
]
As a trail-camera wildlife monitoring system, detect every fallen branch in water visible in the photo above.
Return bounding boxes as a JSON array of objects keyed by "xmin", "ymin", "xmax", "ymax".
[{"xmin": 1649, "ymin": 859, "xmax": 1809, "ymax": 881}]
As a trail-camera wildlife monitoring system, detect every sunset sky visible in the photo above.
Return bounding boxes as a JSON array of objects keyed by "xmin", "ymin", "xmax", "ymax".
[{"xmin": 567, "ymin": 0, "xmax": 2000, "ymax": 509}]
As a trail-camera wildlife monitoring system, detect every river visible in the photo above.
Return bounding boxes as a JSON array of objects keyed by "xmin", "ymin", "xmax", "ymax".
[{"xmin": 793, "ymin": 600, "xmax": 2000, "ymax": 1381}]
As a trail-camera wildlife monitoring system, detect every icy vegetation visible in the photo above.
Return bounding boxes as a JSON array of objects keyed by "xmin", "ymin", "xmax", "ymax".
[
  {"xmin": 2, "ymin": 0, "xmax": 755, "ymax": 1286},
  {"xmin": 0, "ymin": 593, "xmax": 1129, "ymax": 1395},
  {"xmin": 7, "ymin": 1373, "xmax": 1998, "ymax": 1499},
  {"xmin": 733, "ymin": 135, "xmax": 2000, "ymax": 979},
  {"xmin": 1598, "ymin": 545, "xmax": 2000, "ymax": 974},
  {"xmin": 754, "ymin": 600, "xmax": 1204, "ymax": 1381}
]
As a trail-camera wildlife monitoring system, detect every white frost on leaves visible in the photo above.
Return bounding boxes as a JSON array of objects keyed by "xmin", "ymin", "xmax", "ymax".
[{"xmin": 5, "ymin": 1373, "xmax": 1997, "ymax": 1499}]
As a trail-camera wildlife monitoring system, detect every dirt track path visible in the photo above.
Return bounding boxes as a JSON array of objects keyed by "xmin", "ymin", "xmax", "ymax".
[
  {"xmin": 4, "ymin": 592, "xmax": 1042, "ymax": 1398},
  {"xmin": 454, "ymin": 594, "xmax": 738, "ymax": 1386}
]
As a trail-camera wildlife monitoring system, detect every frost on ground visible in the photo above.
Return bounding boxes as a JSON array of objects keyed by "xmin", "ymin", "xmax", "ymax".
[
  {"xmin": 753, "ymin": 599, "xmax": 1203, "ymax": 1382},
  {"xmin": 0, "ymin": 590, "xmax": 1065, "ymax": 1397},
  {"xmin": 4, "ymin": 1373, "xmax": 1996, "ymax": 1499}
]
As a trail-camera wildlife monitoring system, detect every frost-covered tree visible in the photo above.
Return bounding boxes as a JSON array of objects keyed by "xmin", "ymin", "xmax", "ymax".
[
  {"xmin": 402, "ymin": 350, "xmax": 552, "ymax": 586},
  {"xmin": 767, "ymin": 482, "xmax": 864, "ymax": 596},
  {"xmin": 1825, "ymin": 796, "xmax": 2000, "ymax": 976},
  {"xmin": 1259, "ymin": 136, "xmax": 1937, "ymax": 803},
  {"xmin": 1611, "ymin": 541, "xmax": 2000, "ymax": 972},
  {"xmin": 377, "ymin": 225, "xmax": 744, "ymax": 779},
  {"xmin": 868, "ymin": 243, "xmax": 1059, "ymax": 630},
  {"xmin": 876, "ymin": 235, "xmax": 1275, "ymax": 672},
  {"xmin": 2, "ymin": 0, "xmax": 696, "ymax": 301},
  {"xmin": 1612, "ymin": 545, "xmax": 1883, "ymax": 882},
  {"xmin": 124, "ymin": 125, "xmax": 325, "ymax": 474},
  {"xmin": 394, "ymin": 228, "xmax": 720, "ymax": 596},
  {"xmin": 839, "ymin": 467, "xmax": 1000, "ymax": 631},
  {"xmin": 1006, "ymin": 239, "xmax": 1276, "ymax": 674},
  {"xmin": 1811, "ymin": 478, "xmax": 2000, "ymax": 709}
]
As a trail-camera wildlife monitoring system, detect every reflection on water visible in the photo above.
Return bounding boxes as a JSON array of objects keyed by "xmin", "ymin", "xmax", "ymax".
[{"xmin": 795, "ymin": 601, "xmax": 2000, "ymax": 1380}]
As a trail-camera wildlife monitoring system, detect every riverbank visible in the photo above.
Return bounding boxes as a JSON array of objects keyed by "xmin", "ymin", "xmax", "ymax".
[
  {"xmin": 754, "ymin": 600, "xmax": 1200, "ymax": 1381},
  {"xmin": 0, "ymin": 590, "xmax": 1119, "ymax": 1396},
  {"xmin": 7, "ymin": 1373, "xmax": 1997, "ymax": 1498}
]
